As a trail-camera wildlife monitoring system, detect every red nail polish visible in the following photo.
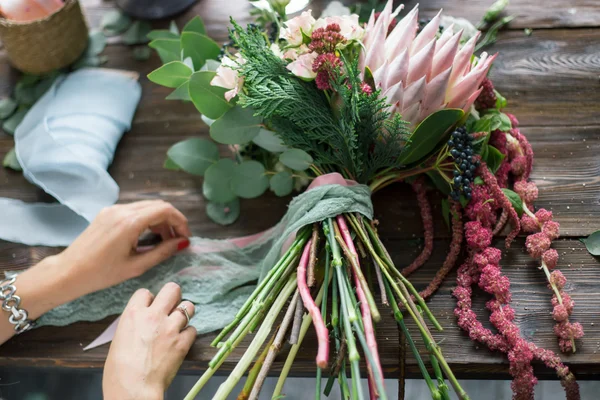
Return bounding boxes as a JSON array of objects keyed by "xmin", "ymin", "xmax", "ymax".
[{"xmin": 177, "ymin": 239, "xmax": 190, "ymax": 251}]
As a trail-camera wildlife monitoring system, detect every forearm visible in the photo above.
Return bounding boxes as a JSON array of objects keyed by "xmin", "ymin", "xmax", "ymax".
[{"xmin": 0, "ymin": 255, "xmax": 84, "ymax": 345}]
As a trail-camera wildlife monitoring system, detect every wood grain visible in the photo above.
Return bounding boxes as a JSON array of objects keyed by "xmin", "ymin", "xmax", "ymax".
[{"xmin": 0, "ymin": 0, "xmax": 599, "ymax": 386}]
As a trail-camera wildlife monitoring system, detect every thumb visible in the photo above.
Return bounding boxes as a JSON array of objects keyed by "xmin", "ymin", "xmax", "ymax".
[{"xmin": 132, "ymin": 237, "xmax": 190, "ymax": 274}]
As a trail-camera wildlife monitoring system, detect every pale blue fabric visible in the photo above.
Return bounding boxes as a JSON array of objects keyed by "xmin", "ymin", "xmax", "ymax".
[{"xmin": 0, "ymin": 69, "xmax": 141, "ymax": 246}]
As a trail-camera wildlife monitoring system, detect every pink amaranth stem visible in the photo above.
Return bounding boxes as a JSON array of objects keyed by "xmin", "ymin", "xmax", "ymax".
[
  {"xmin": 297, "ymin": 239, "xmax": 329, "ymax": 368},
  {"xmin": 511, "ymin": 128, "xmax": 534, "ymax": 180},
  {"xmin": 401, "ymin": 178, "xmax": 434, "ymax": 277},
  {"xmin": 336, "ymin": 215, "xmax": 383, "ymax": 397}
]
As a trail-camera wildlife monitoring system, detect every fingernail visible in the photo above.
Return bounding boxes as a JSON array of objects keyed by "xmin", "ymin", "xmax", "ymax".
[{"xmin": 177, "ymin": 239, "xmax": 190, "ymax": 251}]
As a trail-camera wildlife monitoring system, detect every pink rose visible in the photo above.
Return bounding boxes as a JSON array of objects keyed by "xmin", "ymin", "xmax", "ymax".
[
  {"xmin": 211, "ymin": 54, "xmax": 246, "ymax": 102},
  {"xmin": 286, "ymin": 52, "xmax": 318, "ymax": 79},
  {"xmin": 280, "ymin": 10, "xmax": 316, "ymax": 46},
  {"xmin": 314, "ymin": 14, "xmax": 364, "ymax": 41}
]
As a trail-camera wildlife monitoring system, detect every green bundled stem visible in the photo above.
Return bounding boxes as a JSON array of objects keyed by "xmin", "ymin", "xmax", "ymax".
[
  {"xmin": 316, "ymin": 246, "xmax": 332, "ymax": 400},
  {"xmin": 237, "ymin": 333, "xmax": 275, "ymax": 400}
]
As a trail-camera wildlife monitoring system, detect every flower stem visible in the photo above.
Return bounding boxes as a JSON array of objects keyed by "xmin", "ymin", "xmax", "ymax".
[
  {"xmin": 316, "ymin": 246, "xmax": 332, "ymax": 400},
  {"xmin": 238, "ymin": 332, "xmax": 275, "ymax": 400}
]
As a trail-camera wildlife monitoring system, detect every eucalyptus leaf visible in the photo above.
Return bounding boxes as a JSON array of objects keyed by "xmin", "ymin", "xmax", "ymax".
[
  {"xmin": 147, "ymin": 30, "xmax": 179, "ymax": 40},
  {"xmin": 188, "ymin": 71, "xmax": 232, "ymax": 119},
  {"xmin": 279, "ymin": 148, "xmax": 313, "ymax": 171},
  {"xmin": 210, "ymin": 106, "xmax": 262, "ymax": 145},
  {"xmin": 166, "ymin": 81, "xmax": 191, "ymax": 101},
  {"xmin": 580, "ymin": 231, "xmax": 600, "ymax": 257},
  {"xmin": 231, "ymin": 160, "xmax": 269, "ymax": 199},
  {"xmin": 132, "ymin": 46, "xmax": 151, "ymax": 61},
  {"xmin": 441, "ymin": 198, "xmax": 450, "ymax": 230},
  {"xmin": 163, "ymin": 157, "xmax": 181, "ymax": 171},
  {"xmin": 2, "ymin": 148, "xmax": 21, "ymax": 171},
  {"xmin": 147, "ymin": 61, "xmax": 193, "ymax": 88},
  {"xmin": 73, "ymin": 55, "xmax": 109, "ymax": 69},
  {"xmin": 203, "ymin": 158, "xmax": 237, "ymax": 203},
  {"xmin": 201, "ymin": 59, "xmax": 221, "ymax": 72},
  {"xmin": 0, "ymin": 98, "xmax": 17, "ymax": 120},
  {"xmin": 484, "ymin": 145, "xmax": 506, "ymax": 174},
  {"xmin": 270, "ymin": 171, "xmax": 294, "ymax": 196},
  {"xmin": 201, "ymin": 115, "xmax": 215, "ymax": 126},
  {"xmin": 181, "ymin": 32, "xmax": 221, "ymax": 70},
  {"xmin": 14, "ymin": 81, "xmax": 38, "ymax": 105},
  {"xmin": 87, "ymin": 31, "xmax": 107, "ymax": 56},
  {"xmin": 206, "ymin": 198, "xmax": 240, "ymax": 225},
  {"xmin": 183, "ymin": 16, "xmax": 206, "ymax": 35},
  {"xmin": 501, "ymin": 188, "xmax": 524, "ymax": 216},
  {"xmin": 399, "ymin": 109, "xmax": 465, "ymax": 165},
  {"xmin": 166, "ymin": 138, "xmax": 219, "ymax": 176},
  {"xmin": 252, "ymin": 128, "xmax": 287, "ymax": 152},
  {"xmin": 2, "ymin": 108, "xmax": 28, "ymax": 135},
  {"xmin": 101, "ymin": 10, "xmax": 131, "ymax": 35},
  {"xmin": 123, "ymin": 21, "xmax": 152, "ymax": 45},
  {"xmin": 183, "ymin": 57, "xmax": 195, "ymax": 71},
  {"xmin": 148, "ymin": 39, "xmax": 181, "ymax": 63}
]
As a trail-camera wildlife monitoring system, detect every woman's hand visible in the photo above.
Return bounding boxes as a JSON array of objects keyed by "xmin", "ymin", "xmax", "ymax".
[
  {"xmin": 103, "ymin": 283, "xmax": 196, "ymax": 400},
  {"xmin": 57, "ymin": 200, "xmax": 192, "ymax": 297}
]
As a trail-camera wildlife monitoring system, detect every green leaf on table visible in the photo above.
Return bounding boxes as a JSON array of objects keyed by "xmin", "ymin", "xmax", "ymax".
[
  {"xmin": 131, "ymin": 46, "xmax": 150, "ymax": 61},
  {"xmin": 484, "ymin": 145, "xmax": 505, "ymax": 174},
  {"xmin": 166, "ymin": 81, "xmax": 191, "ymax": 101},
  {"xmin": 148, "ymin": 38, "xmax": 181, "ymax": 64},
  {"xmin": 166, "ymin": 138, "xmax": 219, "ymax": 176},
  {"xmin": 279, "ymin": 148, "xmax": 313, "ymax": 171},
  {"xmin": 123, "ymin": 21, "xmax": 152, "ymax": 45},
  {"xmin": 441, "ymin": 198, "xmax": 450, "ymax": 230},
  {"xmin": 203, "ymin": 158, "xmax": 237, "ymax": 203},
  {"xmin": 206, "ymin": 198, "xmax": 240, "ymax": 225},
  {"xmin": 183, "ymin": 16, "xmax": 206, "ymax": 35},
  {"xmin": 73, "ymin": 55, "xmax": 109, "ymax": 69},
  {"xmin": 148, "ymin": 61, "xmax": 193, "ymax": 88},
  {"xmin": 181, "ymin": 32, "xmax": 221, "ymax": 70},
  {"xmin": 231, "ymin": 160, "xmax": 269, "ymax": 198},
  {"xmin": 501, "ymin": 188, "xmax": 524, "ymax": 217},
  {"xmin": 169, "ymin": 20, "xmax": 180, "ymax": 35},
  {"xmin": 147, "ymin": 30, "xmax": 179, "ymax": 41},
  {"xmin": 580, "ymin": 231, "xmax": 600, "ymax": 257},
  {"xmin": 101, "ymin": 10, "xmax": 132, "ymax": 35},
  {"xmin": 210, "ymin": 106, "xmax": 261, "ymax": 145},
  {"xmin": 3, "ymin": 148, "xmax": 22, "ymax": 171},
  {"xmin": 0, "ymin": 98, "xmax": 17, "ymax": 120},
  {"xmin": 2, "ymin": 108, "xmax": 28, "ymax": 135},
  {"xmin": 270, "ymin": 170, "xmax": 294, "ymax": 196},
  {"xmin": 188, "ymin": 71, "xmax": 232, "ymax": 119},
  {"xmin": 252, "ymin": 128, "xmax": 287, "ymax": 153},
  {"xmin": 398, "ymin": 109, "xmax": 464, "ymax": 165},
  {"xmin": 163, "ymin": 157, "xmax": 181, "ymax": 171},
  {"xmin": 87, "ymin": 30, "xmax": 107, "ymax": 56}
]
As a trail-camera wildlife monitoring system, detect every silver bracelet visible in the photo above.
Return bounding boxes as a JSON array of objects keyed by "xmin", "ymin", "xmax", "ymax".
[{"xmin": 0, "ymin": 274, "xmax": 36, "ymax": 334}]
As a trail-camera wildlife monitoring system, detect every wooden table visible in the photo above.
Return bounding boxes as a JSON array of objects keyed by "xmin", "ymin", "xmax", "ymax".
[{"xmin": 1, "ymin": 0, "xmax": 599, "ymax": 392}]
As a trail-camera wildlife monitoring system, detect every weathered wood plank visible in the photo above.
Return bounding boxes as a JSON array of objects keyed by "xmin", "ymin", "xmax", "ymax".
[{"xmin": 2, "ymin": 237, "xmax": 599, "ymax": 379}]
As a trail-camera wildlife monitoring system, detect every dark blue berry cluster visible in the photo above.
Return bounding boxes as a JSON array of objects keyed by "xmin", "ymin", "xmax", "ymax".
[{"xmin": 448, "ymin": 127, "xmax": 479, "ymax": 201}]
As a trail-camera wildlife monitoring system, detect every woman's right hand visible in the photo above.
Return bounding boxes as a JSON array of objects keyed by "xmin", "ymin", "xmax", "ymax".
[{"xmin": 103, "ymin": 283, "xmax": 196, "ymax": 400}]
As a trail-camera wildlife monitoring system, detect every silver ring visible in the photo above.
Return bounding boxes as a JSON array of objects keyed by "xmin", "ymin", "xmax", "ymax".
[{"xmin": 176, "ymin": 304, "xmax": 190, "ymax": 329}]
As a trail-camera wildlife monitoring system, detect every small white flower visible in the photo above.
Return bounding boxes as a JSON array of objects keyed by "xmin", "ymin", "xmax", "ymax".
[
  {"xmin": 320, "ymin": 1, "xmax": 351, "ymax": 17},
  {"xmin": 270, "ymin": 43, "xmax": 284, "ymax": 58},
  {"xmin": 286, "ymin": 52, "xmax": 318, "ymax": 79},
  {"xmin": 314, "ymin": 14, "xmax": 364, "ymax": 41},
  {"xmin": 211, "ymin": 54, "xmax": 246, "ymax": 102},
  {"xmin": 440, "ymin": 15, "xmax": 479, "ymax": 42},
  {"xmin": 280, "ymin": 10, "xmax": 316, "ymax": 46}
]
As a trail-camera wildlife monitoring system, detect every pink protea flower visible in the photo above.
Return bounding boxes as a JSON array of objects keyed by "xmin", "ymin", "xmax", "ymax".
[
  {"xmin": 542, "ymin": 249, "xmax": 559, "ymax": 269},
  {"xmin": 526, "ymin": 232, "xmax": 552, "ymax": 258},
  {"xmin": 465, "ymin": 221, "xmax": 493, "ymax": 249},
  {"xmin": 542, "ymin": 221, "xmax": 561, "ymax": 240},
  {"xmin": 359, "ymin": 1, "xmax": 496, "ymax": 126}
]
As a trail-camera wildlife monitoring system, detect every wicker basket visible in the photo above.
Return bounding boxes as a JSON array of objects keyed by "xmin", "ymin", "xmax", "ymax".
[{"xmin": 0, "ymin": 0, "xmax": 88, "ymax": 75}]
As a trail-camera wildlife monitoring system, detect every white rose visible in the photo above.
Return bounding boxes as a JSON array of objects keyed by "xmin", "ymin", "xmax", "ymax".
[
  {"xmin": 286, "ymin": 52, "xmax": 318, "ymax": 79},
  {"xmin": 280, "ymin": 10, "xmax": 316, "ymax": 46},
  {"xmin": 282, "ymin": 44, "xmax": 310, "ymax": 61},
  {"xmin": 271, "ymin": 43, "xmax": 284, "ymax": 58},
  {"xmin": 320, "ymin": 1, "xmax": 351, "ymax": 17},
  {"xmin": 314, "ymin": 14, "xmax": 364, "ymax": 41},
  {"xmin": 210, "ymin": 54, "xmax": 246, "ymax": 102}
]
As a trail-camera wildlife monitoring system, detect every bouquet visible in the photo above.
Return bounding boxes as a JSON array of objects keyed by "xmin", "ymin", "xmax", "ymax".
[{"xmin": 148, "ymin": 1, "xmax": 582, "ymax": 399}]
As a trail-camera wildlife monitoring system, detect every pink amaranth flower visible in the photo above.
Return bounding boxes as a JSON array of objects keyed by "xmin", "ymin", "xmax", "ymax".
[
  {"xmin": 549, "ymin": 270, "xmax": 567, "ymax": 290},
  {"xmin": 490, "ymin": 129, "xmax": 508, "ymax": 154},
  {"xmin": 495, "ymin": 161, "xmax": 511, "ymax": 188},
  {"xmin": 474, "ymin": 78, "xmax": 497, "ymax": 110},
  {"xmin": 465, "ymin": 221, "xmax": 493, "ymax": 250},
  {"xmin": 312, "ymin": 53, "xmax": 341, "ymax": 90},
  {"xmin": 542, "ymin": 249, "xmax": 559, "ymax": 269},
  {"xmin": 514, "ymin": 181, "xmax": 539, "ymax": 204},
  {"xmin": 554, "ymin": 322, "xmax": 584, "ymax": 341},
  {"xmin": 521, "ymin": 215, "xmax": 540, "ymax": 233},
  {"xmin": 552, "ymin": 293, "xmax": 574, "ymax": 314},
  {"xmin": 525, "ymin": 232, "xmax": 551, "ymax": 258},
  {"xmin": 553, "ymin": 305, "xmax": 569, "ymax": 322},
  {"xmin": 542, "ymin": 221, "xmax": 560, "ymax": 240},
  {"xmin": 310, "ymin": 23, "xmax": 346, "ymax": 54},
  {"xmin": 483, "ymin": 247, "xmax": 503, "ymax": 265},
  {"xmin": 511, "ymin": 155, "xmax": 528, "ymax": 176},
  {"xmin": 535, "ymin": 209, "xmax": 553, "ymax": 224},
  {"xmin": 511, "ymin": 128, "xmax": 534, "ymax": 180},
  {"xmin": 360, "ymin": 82, "xmax": 373, "ymax": 94},
  {"xmin": 506, "ymin": 113, "xmax": 519, "ymax": 128}
]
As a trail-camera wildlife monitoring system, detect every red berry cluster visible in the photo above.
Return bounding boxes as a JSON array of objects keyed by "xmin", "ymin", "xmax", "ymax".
[{"xmin": 309, "ymin": 23, "xmax": 345, "ymax": 54}]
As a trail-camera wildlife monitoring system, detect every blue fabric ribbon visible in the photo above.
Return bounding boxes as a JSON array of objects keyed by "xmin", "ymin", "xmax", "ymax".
[{"xmin": 0, "ymin": 69, "xmax": 141, "ymax": 246}]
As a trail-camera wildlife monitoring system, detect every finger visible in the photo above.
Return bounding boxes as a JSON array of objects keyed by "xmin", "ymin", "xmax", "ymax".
[
  {"xmin": 122, "ymin": 200, "xmax": 168, "ymax": 211},
  {"xmin": 131, "ymin": 237, "xmax": 190, "ymax": 275},
  {"xmin": 178, "ymin": 325, "xmax": 198, "ymax": 353},
  {"xmin": 150, "ymin": 224, "xmax": 174, "ymax": 242},
  {"xmin": 125, "ymin": 288, "xmax": 154, "ymax": 309},
  {"xmin": 132, "ymin": 203, "xmax": 191, "ymax": 238},
  {"xmin": 170, "ymin": 301, "xmax": 195, "ymax": 331},
  {"xmin": 151, "ymin": 282, "xmax": 182, "ymax": 313}
]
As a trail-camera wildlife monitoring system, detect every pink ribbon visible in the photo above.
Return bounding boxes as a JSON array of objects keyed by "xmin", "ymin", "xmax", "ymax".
[{"xmin": 84, "ymin": 173, "xmax": 355, "ymax": 351}]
